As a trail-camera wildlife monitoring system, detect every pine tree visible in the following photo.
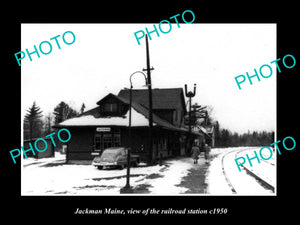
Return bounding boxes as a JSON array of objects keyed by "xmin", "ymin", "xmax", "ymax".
[
  {"xmin": 53, "ymin": 101, "xmax": 79, "ymax": 125},
  {"xmin": 44, "ymin": 112, "xmax": 53, "ymax": 135},
  {"xmin": 232, "ymin": 132, "xmax": 239, "ymax": 147},
  {"xmin": 223, "ymin": 129, "xmax": 231, "ymax": 146},
  {"xmin": 80, "ymin": 103, "xmax": 85, "ymax": 114},
  {"xmin": 24, "ymin": 101, "xmax": 43, "ymax": 140},
  {"xmin": 214, "ymin": 121, "xmax": 221, "ymax": 147}
]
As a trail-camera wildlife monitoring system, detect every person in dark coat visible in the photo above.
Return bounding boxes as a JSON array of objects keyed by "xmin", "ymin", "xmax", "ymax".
[{"xmin": 191, "ymin": 142, "xmax": 201, "ymax": 164}]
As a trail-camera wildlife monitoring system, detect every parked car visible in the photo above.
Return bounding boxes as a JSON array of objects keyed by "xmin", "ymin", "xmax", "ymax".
[{"xmin": 92, "ymin": 147, "xmax": 140, "ymax": 169}]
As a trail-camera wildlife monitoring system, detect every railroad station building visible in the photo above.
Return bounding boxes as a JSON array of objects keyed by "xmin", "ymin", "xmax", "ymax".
[{"xmin": 55, "ymin": 88, "xmax": 207, "ymax": 164}]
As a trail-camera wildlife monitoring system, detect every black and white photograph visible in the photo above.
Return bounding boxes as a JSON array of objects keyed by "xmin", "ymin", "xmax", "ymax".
[
  {"xmin": 4, "ymin": 5, "xmax": 298, "ymax": 221},
  {"xmin": 20, "ymin": 23, "xmax": 277, "ymax": 195}
]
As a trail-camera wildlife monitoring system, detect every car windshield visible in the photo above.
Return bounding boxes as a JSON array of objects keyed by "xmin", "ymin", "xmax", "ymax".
[{"xmin": 100, "ymin": 148, "xmax": 123, "ymax": 159}]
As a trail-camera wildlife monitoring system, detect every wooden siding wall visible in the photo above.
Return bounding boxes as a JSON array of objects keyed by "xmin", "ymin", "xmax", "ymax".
[
  {"xmin": 65, "ymin": 126, "xmax": 187, "ymax": 163},
  {"xmin": 67, "ymin": 127, "xmax": 95, "ymax": 161},
  {"xmin": 121, "ymin": 127, "xmax": 150, "ymax": 162}
]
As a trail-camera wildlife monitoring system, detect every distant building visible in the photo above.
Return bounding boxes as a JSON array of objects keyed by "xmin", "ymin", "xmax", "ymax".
[
  {"xmin": 197, "ymin": 125, "xmax": 215, "ymax": 147},
  {"xmin": 23, "ymin": 137, "xmax": 55, "ymax": 159},
  {"xmin": 54, "ymin": 88, "xmax": 203, "ymax": 164},
  {"xmin": 203, "ymin": 124, "xmax": 215, "ymax": 147}
]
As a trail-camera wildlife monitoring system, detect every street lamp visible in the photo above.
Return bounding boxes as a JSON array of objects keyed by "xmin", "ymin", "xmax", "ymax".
[{"xmin": 121, "ymin": 71, "xmax": 148, "ymax": 193}]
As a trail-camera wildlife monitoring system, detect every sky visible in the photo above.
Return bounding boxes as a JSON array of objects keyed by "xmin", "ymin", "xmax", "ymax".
[{"xmin": 21, "ymin": 23, "xmax": 276, "ymax": 134}]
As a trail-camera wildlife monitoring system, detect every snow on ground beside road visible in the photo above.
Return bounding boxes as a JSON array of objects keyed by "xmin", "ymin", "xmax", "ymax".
[
  {"xmin": 205, "ymin": 148, "xmax": 234, "ymax": 195},
  {"xmin": 205, "ymin": 147, "xmax": 276, "ymax": 195},
  {"xmin": 146, "ymin": 158, "xmax": 192, "ymax": 194},
  {"xmin": 22, "ymin": 148, "xmax": 276, "ymax": 195},
  {"xmin": 236, "ymin": 148, "xmax": 276, "ymax": 187},
  {"xmin": 21, "ymin": 153, "xmax": 194, "ymax": 195}
]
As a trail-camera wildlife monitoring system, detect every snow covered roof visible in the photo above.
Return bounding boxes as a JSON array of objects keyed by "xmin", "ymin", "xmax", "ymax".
[
  {"xmin": 196, "ymin": 125, "xmax": 215, "ymax": 139},
  {"xmin": 203, "ymin": 124, "xmax": 214, "ymax": 133},
  {"xmin": 59, "ymin": 107, "xmax": 153, "ymax": 127},
  {"xmin": 56, "ymin": 92, "xmax": 200, "ymax": 135},
  {"xmin": 56, "ymin": 93, "xmax": 183, "ymax": 131}
]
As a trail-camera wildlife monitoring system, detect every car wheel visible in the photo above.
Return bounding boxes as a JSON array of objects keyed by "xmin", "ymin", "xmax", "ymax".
[{"xmin": 97, "ymin": 166, "xmax": 103, "ymax": 170}]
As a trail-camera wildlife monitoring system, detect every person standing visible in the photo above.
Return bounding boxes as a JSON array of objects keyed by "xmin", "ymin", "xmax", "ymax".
[
  {"xmin": 191, "ymin": 142, "xmax": 201, "ymax": 164},
  {"xmin": 204, "ymin": 144, "xmax": 211, "ymax": 164}
]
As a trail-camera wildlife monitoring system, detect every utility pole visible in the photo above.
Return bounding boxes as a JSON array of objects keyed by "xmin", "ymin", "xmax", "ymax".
[{"xmin": 143, "ymin": 34, "xmax": 154, "ymax": 163}]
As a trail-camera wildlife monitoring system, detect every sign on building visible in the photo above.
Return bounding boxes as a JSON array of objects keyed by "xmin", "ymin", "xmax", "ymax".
[{"xmin": 96, "ymin": 127, "xmax": 111, "ymax": 132}]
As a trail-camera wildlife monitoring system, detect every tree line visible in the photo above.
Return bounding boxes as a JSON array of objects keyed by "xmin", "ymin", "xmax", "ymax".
[
  {"xmin": 182, "ymin": 103, "xmax": 274, "ymax": 148},
  {"xmin": 23, "ymin": 101, "xmax": 85, "ymax": 140},
  {"xmin": 213, "ymin": 121, "xmax": 274, "ymax": 147}
]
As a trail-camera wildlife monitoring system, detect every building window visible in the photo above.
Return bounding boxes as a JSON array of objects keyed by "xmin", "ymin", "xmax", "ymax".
[
  {"xmin": 95, "ymin": 134, "xmax": 102, "ymax": 151},
  {"xmin": 114, "ymin": 133, "xmax": 121, "ymax": 147},
  {"xmin": 103, "ymin": 133, "xmax": 112, "ymax": 149},
  {"xmin": 173, "ymin": 110, "xmax": 181, "ymax": 124},
  {"xmin": 177, "ymin": 110, "xmax": 181, "ymax": 123},
  {"xmin": 104, "ymin": 103, "xmax": 118, "ymax": 113},
  {"xmin": 94, "ymin": 129, "xmax": 121, "ymax": 151}
]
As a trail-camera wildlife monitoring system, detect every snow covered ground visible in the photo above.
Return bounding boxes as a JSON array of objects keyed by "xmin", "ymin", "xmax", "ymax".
[
  {"xmin": 21, "ymin": 152, "xmax": 192, "ymax": 195},
  {"xmin": 205, "ymin": 147, "xmax": 276, "ymax": 195},
  {"xmin": 21, "ymin": 147, "xmax": 276, "ymax": 196}
]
